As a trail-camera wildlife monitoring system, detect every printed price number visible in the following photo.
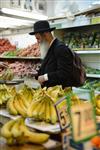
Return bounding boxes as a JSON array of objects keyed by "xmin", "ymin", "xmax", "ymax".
[
  {"xmin": 55, "ymin": 97, "xmax": 69, "ymax": 130},
  {"xmin": 71, "ymin": 103, "xmax": 97, "ymax": 142}
]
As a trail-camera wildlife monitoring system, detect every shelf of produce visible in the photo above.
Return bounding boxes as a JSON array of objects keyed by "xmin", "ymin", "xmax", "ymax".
[
  {"xmin": 0, "ymin": 56, "xmax": 41, "ymax": 60},
  {"xmin": 86, "ymin": 74, "xmax": 100, "ymax": 78},
  {"xmin": 75, "ymin": 50, "xmax": 100, "ymax": 54}
]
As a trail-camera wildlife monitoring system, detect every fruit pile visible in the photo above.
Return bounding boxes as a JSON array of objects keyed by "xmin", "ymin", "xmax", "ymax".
[
  {"xmin": 1, "ymin": 117, "xmax": 49, "ymax": 145},
  {"xmin": 0, "ymin": 39, "xmax": 16, "ymax": 54},
  {"xmin": 17, "ymin": 43, "xmax": 40, "ymax": 57},
  {"xmin": 7, "ymin": 85, "xmax": 34, "ymax": 117},
  {"xmin": 27, "ymin": 89, "xmax": 58, "ymax": 124},
  {"xmin": 0, "ymin": 84, "xmax": 11, "ymax": 105},
  {"xmin": 5, "ymin": 85, "xmax": 87, "ymax": 124},
  {"xmin": 0, "ymin": 68, "xmax": 14, "ymax": 81},
  {"xmin": 95, "ymin": 94, "xmax": 100, "ymax": 116},
  {"xmin": 9, "ymin": 61, "xmax": 40, "ymax": 77}
]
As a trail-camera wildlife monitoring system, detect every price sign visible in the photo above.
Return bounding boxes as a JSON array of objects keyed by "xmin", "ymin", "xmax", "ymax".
[
  {"xmin": 55, "ymin": 97, "xmax": 70, "ymax": 130},
  {"xmin": 55, "ymin": 96, "xmax": 70, "ymax": 150},
  {"xmin": 71, "ymin": 102, "xmax": 97, "ymax": 142}
]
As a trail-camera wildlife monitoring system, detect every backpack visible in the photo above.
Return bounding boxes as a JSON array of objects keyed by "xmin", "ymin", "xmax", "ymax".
[{"xmin": 70, "ymin": 50, "xmax": 86, "ymax": 87}]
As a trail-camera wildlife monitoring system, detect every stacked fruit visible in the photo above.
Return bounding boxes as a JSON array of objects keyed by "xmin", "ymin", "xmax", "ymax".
[
  {"xmin": 0, "ymin": 38, "xmax": 16, "ymax": 54},
  {"xmin": 95, "ymin": 94, "xmax": 100, "ymax": 116},
  {"xmin": 0, "ymin": 84, "xmax": 11, "ymax": 105},
  {"xmin": 27, "ymin": 89, "xmax": 58, "ymax": 124},
  {"xmin": 1, "ymin": 117, "xmax": 49, "ymax": 145},
  {"xmin": 0, "ymin": 68, "xmax": 14, "ymax": 81},
  {"xmin": 7, "ymin": 85, "xmax": 34, "ymax": 117}
]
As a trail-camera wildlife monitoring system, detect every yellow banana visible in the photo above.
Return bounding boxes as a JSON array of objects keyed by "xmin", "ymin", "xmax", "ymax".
[
  {"xmin": 38, "ymin": 101, "xmax": 46, "ymax": 121},
  {"xmin": 96, "ymin": 107, "xmax": 100, "ymax": 116},
  {"xmin": 11, "ymin": 118, "xmax": 23, "ymax": 138},
  {"xmin": 7, "ymin": 137, "xmax": 15, "ymax": 145},
  {"xmin": 27, "ymin": 100, "xmax": 40, "ymax": 117},
  {"xmin": 13, "ymin": 98, "xmax": 26, "ymax": 117},
  {"xmin": 7, "ymin": 99, "xmax": 18, "ymax": 115},
  {"xmin": 50, "ymin": 101, "xmax": 57, "ymax": 124},
  {"xmin": 1, "ymin": 119, "xmax": 15, "ymax": 138},
  {"xmin": 45, "ymin": 100, "xmax": 51, "ymax": 123},
  {"xmin": 20, "ymin": 124, "xmax": 49, "ymax": 144},
  {"xmin": 32, "ymin": 100, "xmax": 43, "ymax": 119}
]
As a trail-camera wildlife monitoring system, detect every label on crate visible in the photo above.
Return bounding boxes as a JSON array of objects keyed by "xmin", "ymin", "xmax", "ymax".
[{"xmin": 71, "ymin": 102, "xmax": 97, "ymax": 142}]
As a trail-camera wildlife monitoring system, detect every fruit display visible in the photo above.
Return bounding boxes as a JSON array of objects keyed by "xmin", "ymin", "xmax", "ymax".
[
  {"xmin": 0, "ymin": 67, "xmax": 14, "ymax": 81},
  {"xmin": 81, "ymin": 80, "xmax": 100, "ymax": 91},
  {"xmin": 9, "ymin": 61, "xmax": 40, "ymax": 77},
  {"xmin": 7, "ymin": 85, "xmax": 34, "ymax": 117},
  {"xmin": 6, "ymin": 85, "xmax": 85, "ymax": 124},
  {"xmin": 1, "ymin": 117, "xmax": 49, "ymax": 145},
  {"xmin": 27, "ymin": 88, "xmax": 58, "ymax": 124},
  {"xmin": 0, "ymin": 38, "xmax": 16, "ymax": 54},
  {"xmin": 95, "ymin": 94, "xmax": 100, "ymax": 116},
  {"xmin": 17, "ymin": 43, "xmax": 40, "ymax": 57},
  {"xmin": 85, "ymin": 66, "xmax": 100, "ymax": 75},
  {"xmin": 0, "ymin": 84, "xmax": 11, "ymax": 105}
]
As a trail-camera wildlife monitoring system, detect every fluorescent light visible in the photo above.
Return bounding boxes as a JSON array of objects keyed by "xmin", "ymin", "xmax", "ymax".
[
  {"xmin": 0, "ymin": 16, "xmax": 35, "ymax": 28},
  {"xmin": 1, "ymin": 8, "xmax": 48, "ymax": 20}
]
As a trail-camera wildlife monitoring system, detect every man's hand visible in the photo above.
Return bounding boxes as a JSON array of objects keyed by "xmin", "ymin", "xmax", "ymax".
[{"xmin": 38, "ymin": 75, "xmax": 45, "ymax": 85}]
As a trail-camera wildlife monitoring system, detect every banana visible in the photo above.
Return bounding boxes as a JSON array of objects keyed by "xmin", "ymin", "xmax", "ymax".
[
  {"xmin": 7, "ymin": 137, "xmax": 15, "ymax": 145},
  {"xmin": 38, "ymin": 101, "xmax": 46, "ymax": 120},
  {"xmin": 7, "ymin": 99, "xmax": 18, "ymax": 115},
  {"xmin": 27, "ymin": 100, "xmax": 41, "ymax": 117},
  {"xmin": 20, "ymin": 124, "xmax": 49, "ymax": 144},
  {"xmin": 32, "ymin": 100, "xmax": 43, "ymax": 119},
  {"xmin": 96, "ymin": 107, "xmax": 100, "ymax": 116},
  {"xmin": 13, "ymin": 98, "xmax": 26, "ymax": 117},
  {"xmin": 45, "ymin": 100, "xmax": 51, "ymax": 123},
  {"xmin": 50, "ymin": 101, "xmax": 57, "ymax": 124},
  {"xmin": 11, "ymin": 118, "xmax": 23, "ymax": 138},
  {"xmin": 1, "ymin": 119, "xmax": 15, "ymax": 138},
  {"xmin": 96, "ymin": 100, "xmax": 100, "ymax": 109}
]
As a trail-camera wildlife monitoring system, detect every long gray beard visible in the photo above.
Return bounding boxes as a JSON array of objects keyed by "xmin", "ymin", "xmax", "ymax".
[{"xmin": 40, "ymin": 43, "xmax": 49, "ymax": 59}]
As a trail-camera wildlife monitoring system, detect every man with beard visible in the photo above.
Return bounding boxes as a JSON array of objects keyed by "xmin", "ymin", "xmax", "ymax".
[{"xmin": 29, "ymin": 20, "xmax": 75, "ymax": 88}]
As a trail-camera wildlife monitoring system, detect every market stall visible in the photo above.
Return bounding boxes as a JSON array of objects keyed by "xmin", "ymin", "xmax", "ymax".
[{"xmin": 0, "ymin": 0, "xmax": 100, "ymax": 150}]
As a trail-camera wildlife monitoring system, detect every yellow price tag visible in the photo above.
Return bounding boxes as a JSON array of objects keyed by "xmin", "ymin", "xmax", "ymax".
[
  {"xmin": 55, "ymin": 97, "xmax": 70, "ymax": 130},
  {"xmin": 71, "ymin": 102, "xmax": 97, "ymax": 142}
]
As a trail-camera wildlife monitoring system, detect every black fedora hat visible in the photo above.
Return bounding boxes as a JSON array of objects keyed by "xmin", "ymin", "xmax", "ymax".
[{"xmin": 29, "ymin": 20, "xmax": 56, "ymax": 35}]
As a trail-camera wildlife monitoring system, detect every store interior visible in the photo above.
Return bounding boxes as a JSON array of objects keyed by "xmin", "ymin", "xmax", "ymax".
[{"xmin": 0, "ymin": 0, "xmax": 100, "ymax": 150}]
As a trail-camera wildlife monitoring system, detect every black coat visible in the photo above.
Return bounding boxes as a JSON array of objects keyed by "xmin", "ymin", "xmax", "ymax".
[{"xmin": 38, "ymin": 38, "xmax": 74, "ymax": 88}]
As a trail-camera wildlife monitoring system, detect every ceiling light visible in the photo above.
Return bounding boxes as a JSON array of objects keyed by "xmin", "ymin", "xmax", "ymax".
[{"xmin": 1, "ymin": 8, "xmax": 48, "ymax": 20}]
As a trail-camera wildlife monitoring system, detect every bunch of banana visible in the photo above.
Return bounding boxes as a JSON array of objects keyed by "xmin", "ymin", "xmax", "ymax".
[
  {"xmin": 0, "ymin": 68, "xmax": 14, "ymax": 81},
  {"xmin": 46, "ymin": 85, "xmax": 65, "ymax": 103},
  {"xmin": 19, "ymin": 85, "xmax": 34, "ymax": 107},
  {"xmin": 1, "ymin": 117, "xmax": 49, "ymax": 145},
  {"xmin": 0, "ymin": 86, "xmax": 11, "ymax": 105},
  {"xmin": 71, "ymin": 94, "xmax": 82, "ymax": 105},
  {"xmin": 95, "ymin": 94, "xmax": 100, "ymax": 116},
  {"xmin": 7, "ymin": 93, "xmax": 27, "ymax": 117},
  {"xmin": 27, "ymin": 92, "xmax": 58, "ymax": 124}
]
